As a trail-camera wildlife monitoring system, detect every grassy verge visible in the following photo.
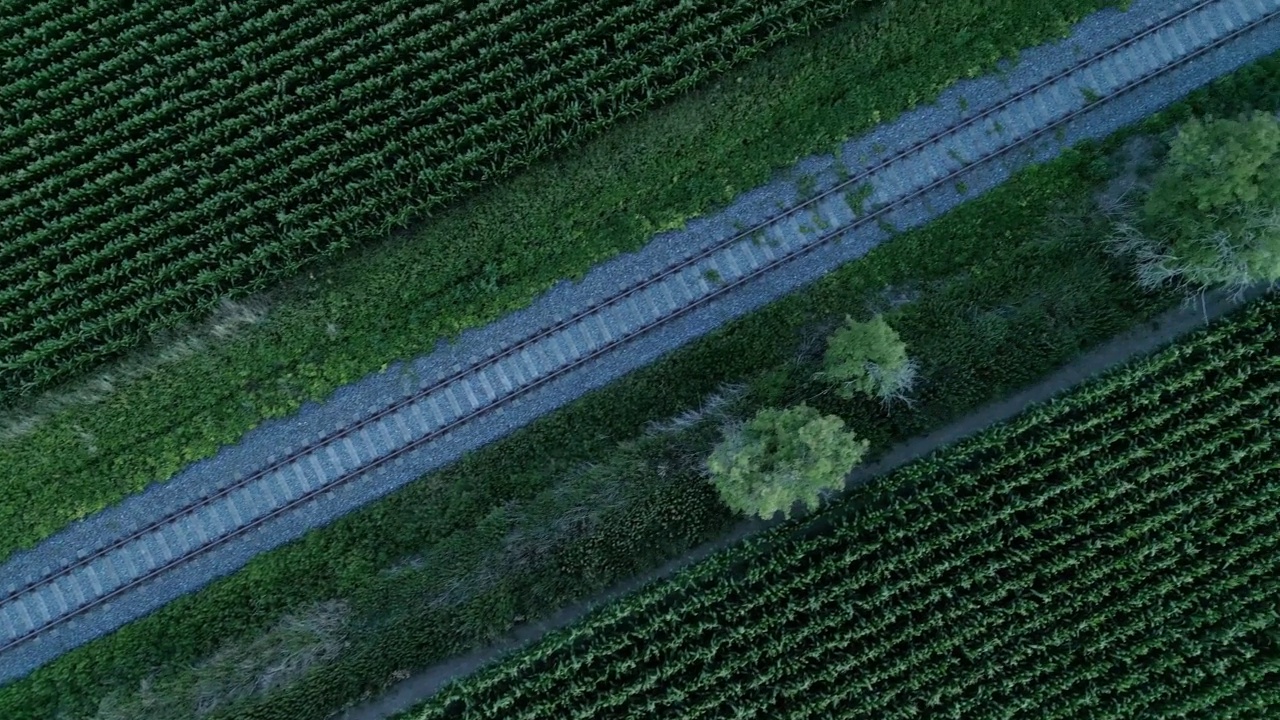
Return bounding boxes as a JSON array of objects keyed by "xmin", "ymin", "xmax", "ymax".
[
  {"xmin": 11, "ymin": 46, "xmax": 1280, "ymax": 720},
  {"xmin": 0, "ymin": 0, "xmax": 1116, "ymax": 564}
]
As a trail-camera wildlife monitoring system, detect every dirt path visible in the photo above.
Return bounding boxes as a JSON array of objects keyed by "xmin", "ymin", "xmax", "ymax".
[{"xmin": 330, "ymin": 282, "xmax": 1273, "ymax": 720}]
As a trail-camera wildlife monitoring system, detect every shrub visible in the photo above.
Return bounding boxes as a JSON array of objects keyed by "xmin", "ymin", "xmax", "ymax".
[
  {"xmin": 705, "ymin": 405, "xmax": 868, "ymax": 520},
  {"xmin": 814, "ymin": 313, "xmax": 920, "ymax": 409},
  {"xmin": 1106, "ymin": 111, "xmax": 1280, "ymax": 297}
]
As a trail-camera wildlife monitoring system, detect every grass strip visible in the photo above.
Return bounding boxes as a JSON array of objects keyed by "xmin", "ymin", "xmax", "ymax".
[{"xmin": 0, "ymin": 0, "xmax": 1117, "ymax": 564}]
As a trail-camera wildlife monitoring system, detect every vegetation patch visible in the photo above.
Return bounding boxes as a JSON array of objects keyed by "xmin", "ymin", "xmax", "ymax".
[
  {"xmin": 705, "ymin": 404, "xmax": 868, "ymax": 521},
  {"xmin": 92, "ymin": 601, "xmax": 351, "ymax": 720},
  {"xmin": 1104, "ymin": 110, "xmax": 1280, "ymax": 299}
]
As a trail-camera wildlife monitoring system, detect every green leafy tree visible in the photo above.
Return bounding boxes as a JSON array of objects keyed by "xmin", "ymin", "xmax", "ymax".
[
  {"xmin": 705, "ymin": 404, "xmax": 869, "ymax": 520},
  {"xmin": 1106, "ymin": 111, "xmax": 1280, "ymax": 298},
  {"xmin": 813, "ymin": 313, "xmax": 919, "ymax": 409}
]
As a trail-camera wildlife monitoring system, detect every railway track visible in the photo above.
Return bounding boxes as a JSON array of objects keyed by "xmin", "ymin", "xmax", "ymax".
[{"xmin": 3, "ymin": 0, "xmax": 1279, "ymax": 683}]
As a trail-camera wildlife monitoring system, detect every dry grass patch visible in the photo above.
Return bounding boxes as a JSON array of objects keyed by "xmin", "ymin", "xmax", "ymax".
[
  {"xmin": 1, "ymin": 296, "xmax": 276, "ymax": 444},
  {"xmin": 83, "ymin": 600, "xmax": 350, "ymax": 720}
]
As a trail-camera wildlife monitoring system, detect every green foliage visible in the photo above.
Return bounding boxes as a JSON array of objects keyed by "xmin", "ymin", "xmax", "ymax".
[
  {"xmin": 843, "ymin": 182, "xmax": 875, "ymax": 216},
  {"xmin": 403, "ymin": 289, "xmax": 1280, "ymax": 720},
  {"xmin": 814, "ymin": 313, "xmax": 918, "ymax": 407},
  {"xmin": 1145, "ymin": 111, "xmax": 1280, "ymax": 220},
  {"xmin": 1113, "ymin": 112, "xmax": 1280, "ymax": 294},
  {"xmin": 706, "ymin": 405, "xmax": 868, "ymax": 520},
  {"xmin": 795, "ymin": 173, "xmax": 818, "ymax": 198}
]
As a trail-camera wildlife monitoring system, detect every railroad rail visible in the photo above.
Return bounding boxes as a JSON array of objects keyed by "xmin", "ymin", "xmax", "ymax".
[{"xmin": 3, "ymin": 0, "xmax": 1278, "ymax": 682}]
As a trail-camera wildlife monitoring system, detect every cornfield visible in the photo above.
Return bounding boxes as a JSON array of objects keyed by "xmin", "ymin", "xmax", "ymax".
[
  {"xmin": 0, "ymin": 0, "xmax": 867, "ymax": 402},
  {"xmin": 409, "ymin": 294, "xmax": 1280, "ymax": 718}
]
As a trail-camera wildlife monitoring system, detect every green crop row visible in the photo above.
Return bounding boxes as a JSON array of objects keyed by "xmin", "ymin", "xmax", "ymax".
[
  {"xmin": 402, "ymin": 288, "xmax": 1280, "ymax": 720},
  {"xmin": 0, "ymin": 0, "xmax": 871, "ymax": 401},
  {"xmin": 0, "ymin": 0, "xmax": 1122, "ymax": 565}
]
